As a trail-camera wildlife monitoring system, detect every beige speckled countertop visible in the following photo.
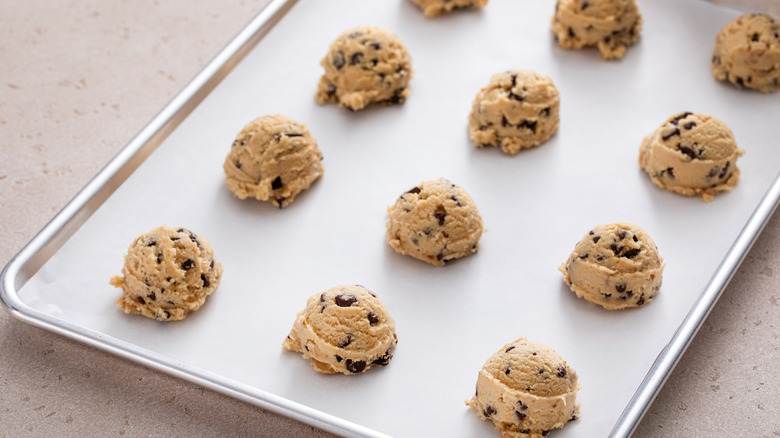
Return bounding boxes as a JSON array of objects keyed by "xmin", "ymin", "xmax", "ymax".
[{"xmin": 1, "ymin": 1, "xmax": 778, "ymax": 437}]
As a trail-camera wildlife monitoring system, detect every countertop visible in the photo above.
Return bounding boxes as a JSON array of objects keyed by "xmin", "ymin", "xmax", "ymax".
[{"xmin": 1, "ymin": 1, "xmax": 778, "ymax": 436}]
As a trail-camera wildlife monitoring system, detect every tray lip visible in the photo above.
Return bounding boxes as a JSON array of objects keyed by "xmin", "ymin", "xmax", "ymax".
[{"xmin": 1, "ymin": 1, "xmax": 778, "ymax": 437}]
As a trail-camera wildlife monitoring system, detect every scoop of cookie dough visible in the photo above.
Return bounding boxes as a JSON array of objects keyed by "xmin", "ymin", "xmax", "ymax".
[
  {"xmin": 410, "ymin": 0, "xmax": 488, "ymax": 17},
  {"xmin": 469, "ymin": 69, "xmax": 560, "ymax": 154},
  {"xmin": 639, "ymin": 112, "xmax": 744, "ymax": 202},
  {"xmin": 386, "ymin": 178, "xmax": 484, "ymax": 266},
  {"xmin": 223, "ymin": 114, "xmax": 323, "ymax": 208},
  {"xmin": 551, "ymin": 0, "xmax": 642, "ymax": 60},
  {"xmin": 315, "ymin": 26, "xmax": 413, "ymax": 111},
  {"xmin": 712, "ymin": 13, "xmax": 780, "ymax": 93},
  {"xmin": 282, "ymin": 285, "xmax": 397, "ymax": 375},
  {"xmin": 467, "ymin": 338, "xmax": 580, "ymax": 438},
  {"xmin": 559, "ymin": 222, "xmax": 663, "ymax": 310},
  {"xmin": 110, "ymin": 226, "xmax": 223, "ymax": 321}
]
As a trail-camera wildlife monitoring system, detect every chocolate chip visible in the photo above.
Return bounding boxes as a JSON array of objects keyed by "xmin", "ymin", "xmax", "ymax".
[
  {"xmin": 662, "ymin": 128, "xmax": 680, "ymax": 141},
  {"xmin": 505, "ymin": 345, "xmax": 516, "ymax": 353},
  {"xmin": 483, "ymin": 406, "xmax": 496, "ymax": 417},
  {"xmin": 320, "ymin": 293, "xmax": 326, "ymax": 302},
  {"xmin": 201, "ymin": 274, "xmax": 210, "ymax": 288},
  {"xmin": 670, "ymin": 112, "xmax": 692, "ymax": 126},
  {"xmin": 350, "ymin": 52, "xmax": 364, "ymax": 65},
  {"xmin": 618, "ymin": 229, "xmax": 627, "ymax": 240},
  {"xmin": 135, "ymin": 296, "xmax": 145, "ymax": 304},
  {"xmin": 335, "ymin": 294, "xmax": 357, "ymax": 307},
  {"xmin": 557, "ymin": 366, "xmax": 568, "ymax": 378},
  {"xmin": 147, "ymin": 292, "xmax": 156, "ymax": 301},
  {"xmin": 271, "ymin": 176, "xmax": 283, "ymax": 190},
  {"xmin": 434, "ymin": 211, "xmax": 446, "ymax": 225},
  {"xmin": 516, "ymin": 411, "xmax": 527, "ymax": 421},
  {"xmin": 508, "ymin": 91, "xmax": 524, "ymax": 102},
  {"xmin": 518, "ymin": 400, "xmax": 528, "ymax": 410},
  {"xmin": 157, "ymin": 254, "xmax": 162, "ymax": 264},
  {"xmin": 708, "ymin": 166, "xmax": 720, "ymax": 178},
  {"xmin": 589, "ymin": 230, "xmax": 594, "ymax": 235},
  {"xmin": 683, "ymin": 121, "xmax": 696, "ymax": 130},
  {"xmin": 592, "ymin": 235, "xmax": 601, "ymax": 243},
  {"xmin": 568, "ymin": 27, "xmax": 576, "ymax": 38},
  {"xmin": 346, "ymin": 359, "xmax": 366, "ymax": 373},
  {"xmin": 666, "ymin": 167, "xmax": 675, "ymax": 179},
  {"xmin": 335, "ymin": 355, "xmax": 343, "ymax": 362},
  {"xmin": 581, "ymin": 1, "xmax": 590, "ymax": 10},
  {"xmin": 616, "ymin": 283, "xmax": 627, "ymax": 293},
  {"xmin": 623, "ymin": 248, "xmax": 641, "ymax": 259},
  {"xmin": 182, "ymin": 259, "xmax": 195, "ymax": 270},
  {"xmin": 147, "ymin": 239, "xmax": 157, "ymax": 247},
  {"xmin": 326, "ymin": 84, "xmax": 336, "ymax": 96},
  {"xmin": 436, "ymin": 252, "xmax": 444, "ymax": 261},
  {"xmin": 210, "ymin": 259, "xmax": 214, "ymax": 269},
  {"xmin": 368, "ymin": 312, "xmax": 379, "ymax": 325},
  {"xmin": 423, "ymin": 227, "xmax": 433, "ymax": 236},
  {"xmin": 636, "ymin": 294, "xmax": 646, "ymax": 306},
  {"xmin": 540, "ymin": 107, "xmax": 550, "ymax": 117},
  {"xmin": 502, "ymin": 116, "xmax": 510, "ymax": 127},
  {"xmin": 235, "ymin": 160, "xmax": 242, "ymax": 169},
  {"xmin": 451, "ymin": 195, "xmax": 461, "ymax": 206},
  {"xmin": 719, "ymin": 161, "xmax": 730, "ymax": 179},
  {"xmin": 610, "ymin": 243, "xmax": 620, "ymax": 253},
  {"xmin": 369, "ymin": 41, "xmax": 381, "ymax": 50},
  {"xmin": 752, "ymin": 33, "xmax": 760, "ymax": 42},
  {"xmin": 519, "ymin": 120, "xmax": 537, "ymax": 132},
  {"xmin": 633, "ymin": 235, "xmax": 638, "ymax": 242},
  {"xmin": 406, "ymin": 186, "xmax": 421, "ymax": 195},
  {"xmin": 387, "ymin": 89, "xmax": 405, "ymax": 104},
  {"xmin": 285, "ymin": 132, "xmax": 303, "ymax": 138},
  {"xmin": 371, "ymin": 352, "xmax": 392, "ymax": 366},
  {"xmin": 163, "ymin": 310, "xmax": 171, "ymax": 319},
  {"xmin": 333, "ymin": 51, "xmax": 345, "ymax": 69},
  {"xmin": 736, "ymin": 76, "xmax": 745, "ymax": 87},
  {"xmin": 505, "ymin": 366, "xmax": 511, "ymax": 375},
  {"xmin": 539, "ymin": 369, "xmax": 544, "ymax": 374},
  {"xmin": 340, "ymin": 334, "xmax": 353, "ymax": 348}
]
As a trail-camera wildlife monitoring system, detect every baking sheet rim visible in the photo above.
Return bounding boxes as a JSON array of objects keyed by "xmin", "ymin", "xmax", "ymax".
[{"xmin": 2, "ymin": 1, "xmax": 779, "ymax": 437}]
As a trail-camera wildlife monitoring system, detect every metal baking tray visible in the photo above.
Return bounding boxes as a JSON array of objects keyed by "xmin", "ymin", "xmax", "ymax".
[{"xmin": 3, "ymin": 0, "xmax": 779, "ymax": 436}]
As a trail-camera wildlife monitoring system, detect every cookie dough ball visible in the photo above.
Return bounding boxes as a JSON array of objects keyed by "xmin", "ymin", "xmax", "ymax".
[
  {"xmin": 639, "ymin": 112, "xmax": 744, "ymax": 202},
  {"xmin": 410, "ymin": 0, "xmax": 488, "ymax": 17},
  {"xmin": 551, "ymin": 0, "xmax": 642, "ymax": 60},
  {"xmin": 110, "ymin": 226, "xmax": 223, "ymax": 321},
  {"xmin": 712, "ymin": 13, "xmax": 780, "ymax": 93},
  {"xmin": 467, "ymin": 338, "xmax": 580, "ymax": 437},
  {"xmin": 223, "ymin": 114, "xmax": 323, "ymax": 208},
  {"xmin": 386, "ymin": 178, "xmax": 484, "ymax": 266},
  {"xmin": 469, "ymin": 69, "xmax": 560, "ymax": 155},
  {"xmin": 282, "ymin": 285, "xmax": 397, "ymax": 375},
  {"xmin": 315, "ymin": 26, "xmax": 413, "ymax": 111},
  {"xmin": 559, "ymin": 222, "xmax": 663, "ymax": 310}
]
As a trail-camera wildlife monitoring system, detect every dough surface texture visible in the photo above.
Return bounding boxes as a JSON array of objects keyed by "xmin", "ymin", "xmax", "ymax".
[
  {"xmin": 712, "ymin": 13, "xmax": 780, "ymax": 93},
  {"xmin": 551, "ymin": 0, "xmax": 642, "ymax": 60},
  {"xmin": 315, "ymin": 26, "xmax": 413, "ymax": 111},
  {"xmin": 386, "ymin": 178, "xmax": 484, "ymax": 266},
  {"xmin": 282, "ymin": 285, "xmax": 397, "ymax": 375},
  {"xmin": 639, "ymin": 112, "xmax": 744, "ymax": 202},
  {"xmin": 559, "ymin": 222, "xmax": 663, "ymax": 310},
  {"xmin": 410, "ymin": 0, "xmax": 488, "ymax": 17},
  {"xmin": 469, "ymin": 69, "xmax": 560, "ymax": 154},
  {"xmin": 110, "ymin": 226, "xmax": 223, "ymax": 321},
  {"xmin": 467, "ymin": 338, "xmax": 580, "ymax": 438},
  {"xmin": 223, "ymin": 114, "xmax": 323, "ymax": 208}
]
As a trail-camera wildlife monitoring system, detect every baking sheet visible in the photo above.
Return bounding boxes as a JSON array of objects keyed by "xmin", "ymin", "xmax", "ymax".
[{"xmin": 4, "ymin": 0, "xmax": 780, "ymax": 437}]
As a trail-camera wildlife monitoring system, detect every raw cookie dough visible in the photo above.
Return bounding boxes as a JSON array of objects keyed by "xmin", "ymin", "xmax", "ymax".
[
  {"xmin": 467, "ymin": 338, "xmax": 580, "ymax": 438},
  {"xmin": 410, "ymin": 0, "xmax": 488, "ymax": 17},
  {"xmin": 639, "ymin": 112, "xmax": 744, "ymax": 202},
  {"xmin": 712, "ymin": 13, "xmax": 780, "ymax": 93},
  {"xmin": 315, "ymin": 26, "xmax": 413, "ymax": 111},
  {"xmin": 551, "ymin": 0, "xmax": 642, "ymax": 60},
  {"xmin": 559, "ymin": 222, "xmax": 663, "ymax": 310},
  {"xmin": 386, "ymin": 178, "xmax": 484, "ymax": 266},
  {"xmin": 282, "ymin": 285, "xmax": 397, "ymax": 375},
  {"xmin": 223, "ymin": 114, "xmax": 323, "ymax": 208},
  {"xmin": 110, "ymin": 226, "xmax": 223, "ymax": 321},
  {"xmin": 469, "ymin": 69, "xmax": 560, "ymax": 154}
]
